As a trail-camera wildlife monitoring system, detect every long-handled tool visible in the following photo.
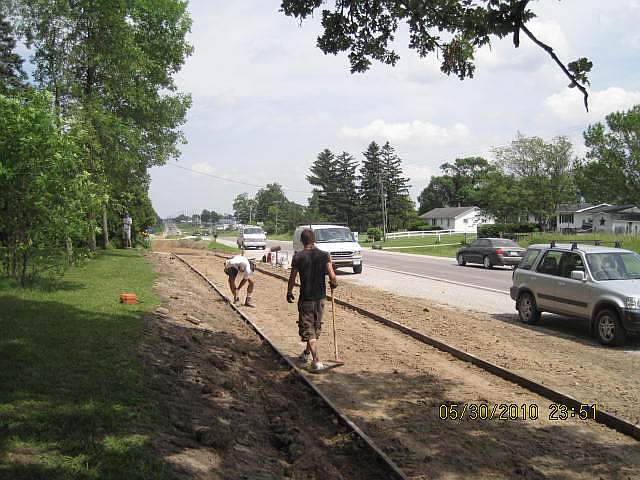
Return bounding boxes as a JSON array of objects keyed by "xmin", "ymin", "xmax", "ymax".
[{"xmin": 330, "ymin": 285, "xmax": 345, "ymax": 365}]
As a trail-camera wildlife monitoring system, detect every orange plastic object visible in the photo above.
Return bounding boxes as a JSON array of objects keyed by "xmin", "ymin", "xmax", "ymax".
[{"xmin": 120, "ymin": 293, "xmax": 137, "ymax": 304}]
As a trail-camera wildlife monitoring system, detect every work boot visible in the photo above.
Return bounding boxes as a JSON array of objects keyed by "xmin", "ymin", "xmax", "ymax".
[{"xmin": 244, "ymin": 296, "xmax": 255, "ymax": 308}]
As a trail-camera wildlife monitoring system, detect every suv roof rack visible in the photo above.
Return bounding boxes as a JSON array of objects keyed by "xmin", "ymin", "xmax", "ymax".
[{"xmin": 548, "ymin": 239, "xmax": 624, "ymax": 249}]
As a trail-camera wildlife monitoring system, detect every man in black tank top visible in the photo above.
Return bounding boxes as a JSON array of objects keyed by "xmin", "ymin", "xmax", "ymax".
[{"xmin": 287, "ymin": 228, "xmax": 338, "ymax": 371}]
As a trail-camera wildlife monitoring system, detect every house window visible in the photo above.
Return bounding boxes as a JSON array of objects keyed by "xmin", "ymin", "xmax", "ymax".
[
  {"xmin": 559, "ymin": 214, "xmax": 574, "ymax": 224},
  {"xmin": 463, "ymin": 218, "xmax": 469, "ymax": 224}
]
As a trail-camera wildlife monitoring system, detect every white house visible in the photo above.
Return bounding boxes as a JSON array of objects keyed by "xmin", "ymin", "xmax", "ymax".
[
  {"xmin": 420, "ymin": 206, "xmax": 494, "ymax": 233},
  {"xmin": 556, "ymin": 203, "xmax": 640, "ymax": 234}
]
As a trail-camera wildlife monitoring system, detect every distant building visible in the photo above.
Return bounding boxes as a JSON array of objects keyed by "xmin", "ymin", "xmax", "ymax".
[
  {"xmin": 556, "ymin": 203, "xmax": 640, "ymax": 234},
  {"xmin": 419, "ymin": 206, "xmax": 494, "ymax": 233}
]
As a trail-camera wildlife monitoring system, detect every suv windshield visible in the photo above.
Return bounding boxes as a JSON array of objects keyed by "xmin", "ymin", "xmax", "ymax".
[
  {"xmin": 243, "ymin": 228, "xmax": 263, "ymax": 235},
  {"xmin": 586, "ymin": 252, "xmax": 640, "ymax": 281},
  {"xmin": 315, "ymin": 228, "xmax": 354, "ymax": 243}
]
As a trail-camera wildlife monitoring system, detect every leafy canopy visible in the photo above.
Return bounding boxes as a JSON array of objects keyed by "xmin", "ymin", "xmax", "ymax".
[{"xmin": 280, "ymin": 0, "xmax": 592, "ymax": 109}]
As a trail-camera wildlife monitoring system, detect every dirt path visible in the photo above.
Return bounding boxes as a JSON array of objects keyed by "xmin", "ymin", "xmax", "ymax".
[
  {"xmin": 154, "ymin": 240, "xmax": 640, "ymax": 428},
  {"xmin": 179, "ymin": 251, "xmax": 640, "ymax": 480},
  {"xmin": 140, "ymin": 252, "xmax": 393, "ymax": 479}
]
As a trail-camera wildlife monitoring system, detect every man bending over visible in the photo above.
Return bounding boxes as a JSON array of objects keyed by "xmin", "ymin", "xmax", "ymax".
[{"xmin": 224, "ymin": 255, "xmax": 256, "ymax": 307}]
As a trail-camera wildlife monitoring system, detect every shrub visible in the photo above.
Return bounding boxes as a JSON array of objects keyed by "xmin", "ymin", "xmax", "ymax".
[
  {"xmin": 367, "ymin": 227, "xmax": 384, "ymax": 241},
  {"xmin": 478, "ymin": 223, "xmax": 540, "ymax": 238},
  {"xmin": 407, "ymin": 219, "xmax": 441, "ymax": 231}
]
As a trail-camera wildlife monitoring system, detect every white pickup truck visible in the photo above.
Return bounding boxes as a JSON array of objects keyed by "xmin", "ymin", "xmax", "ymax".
[
  {"xmin": 293, "ymin": 224, "xmax": 363, "ymax": 274},
  {"xmin": 237, "ymin": 226, "xmax": 267, "ymax": 249}
]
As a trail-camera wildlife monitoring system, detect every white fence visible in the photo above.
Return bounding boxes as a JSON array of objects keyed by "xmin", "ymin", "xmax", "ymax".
[{"xmin": 384, "ymin": 229, "xmax": 474, "ymax": 240}]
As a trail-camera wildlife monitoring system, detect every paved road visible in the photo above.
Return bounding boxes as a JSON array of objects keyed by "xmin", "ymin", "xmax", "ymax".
[
  {"xmin": 257, "ymin": 238, "xmax": 514, "ymax": 293},
  {"xmin": 219, "ymin": 236, "xmax": 515, "ymax": 314}
]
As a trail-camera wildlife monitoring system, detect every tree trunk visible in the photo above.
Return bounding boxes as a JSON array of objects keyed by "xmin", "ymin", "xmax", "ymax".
[
  {"xmin": 102, "ymin": 205, "xmax": 109, "ymax": 249},
  {"xmin": 88, "ymin": 212, "xmax": 97, "ymax": 252},
  {"xmin": 20, "ymin": 251, "xmax": 28, "ymax": 286},
  {"xmin": 66, "ymin": 236, "xmax": 73, "ymax": 264}
]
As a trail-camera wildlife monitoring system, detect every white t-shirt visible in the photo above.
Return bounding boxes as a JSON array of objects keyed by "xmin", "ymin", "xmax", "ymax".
[
  {"xmin": 123, "ymin": 216, "xmax": 132, "ymax": 232},
  {"xmin": 225, "ymin": 256, "xmax": 252, "ymax": 280}
]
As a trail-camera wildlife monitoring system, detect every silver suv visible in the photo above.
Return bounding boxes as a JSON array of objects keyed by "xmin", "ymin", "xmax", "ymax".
[{"xmin": 510, "ymin": 242, "xmax": 640, "ymax": 346}]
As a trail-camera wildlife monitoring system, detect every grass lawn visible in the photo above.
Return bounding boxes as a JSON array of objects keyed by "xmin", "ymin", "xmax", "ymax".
[
  {"xmin": 361, "ymin": 232, "xmax": 475, "ymax": 249},
  {"xmin": 266, "ymin": 233, "xmax": 292, "ymax": 241},
  {"xmin": 207, "ymin": 241, "xmax": 239, "ymax": 254},
  {"xmin": 0, "ymin": 250, "xmax": 172, "ymax": 480},
  {"xmin": 516, "ymin": 232, "xmax": 640, "ymax": 253}
]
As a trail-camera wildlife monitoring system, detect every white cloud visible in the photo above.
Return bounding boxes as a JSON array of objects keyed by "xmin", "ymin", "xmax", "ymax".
[
  {"xmin": 544, "ymin": 87, "xmax": 640, "ymax": 122},
  {"xmin": 403, "ymin": 164, "xmax": 434, "ymax": 182},
  {"xmin": 339, "ymin": 119, "xmax": 472, "ymax": 147}
]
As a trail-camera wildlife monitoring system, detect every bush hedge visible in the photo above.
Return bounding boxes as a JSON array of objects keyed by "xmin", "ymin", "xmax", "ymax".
[{"xmin": 478, "ymin": 223, "xmax": 540, "ymax": 238}]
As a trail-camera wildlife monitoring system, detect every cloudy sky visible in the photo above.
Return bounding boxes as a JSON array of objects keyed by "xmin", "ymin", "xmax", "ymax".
[{"xmin": 149, "ymin": 0, "xmax": 640, "ymax": 218}]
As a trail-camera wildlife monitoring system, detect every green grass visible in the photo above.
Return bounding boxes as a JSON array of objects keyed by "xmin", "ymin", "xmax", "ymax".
[
  {"xmin": 267, "ymin": 233, "xmax": 292, "ymax": 241},
  {"xmin": 379, "ymin": 232, "xmax": 640, "ymax": 258},
  {"xmin": 361, "ymin": 232, "xmax": 475, "ymax": 248},
  {"xmin": 207, "ymin": 241, "xmax": 239, "ymax": 254},
  {"xmin": 0, "ymin": 250, "xmax": 172, "ymax": 480},
  {"xmin": 514, "ymin": 232, "xmax": 640, "ymax": 253}
]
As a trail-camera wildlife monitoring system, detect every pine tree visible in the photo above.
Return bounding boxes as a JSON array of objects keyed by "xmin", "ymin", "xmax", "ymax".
[
  {"xmin": 307, "ymin": 149, "xmax": 339, "ymax": 220},
  {"xmin": 380, "ymin": 142, "xmax": 414, "ymax": 231},
  {"xmin": 359, "ymin": 142, "xmax": 385, "ymax": 232},
  {"xmin": 334, "ymin": 151, "xmax": 359, "ymax": 229},
  {"xmin": 0, "ymin": 15, "xmax": 26, "ymax": 93}
]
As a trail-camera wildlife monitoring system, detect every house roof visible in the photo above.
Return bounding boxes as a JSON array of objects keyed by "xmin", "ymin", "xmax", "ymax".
[
  {"xmin": 557, "ymin": 203, "xmax": 593, "ymax": 213},
  {"xmin": 420, "ymin": 206, "xmax": 478, "ymax": 219},
  {"xmin": 588, "ymin": 204, "xmax": 638, "ymax": 214}
]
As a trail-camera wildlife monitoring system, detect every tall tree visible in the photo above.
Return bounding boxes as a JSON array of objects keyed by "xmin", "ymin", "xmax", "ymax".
[
  {"xmin": 0, "ymin": 90, "xmax": 93, "ymax": 282},
  {"xmin": 255, "ymin": 183, "xmax": 287, "ymax": 225},
  {"xmin": 307, "ymin": 148, "xmax": 339, "ymax": 220},
  {"xmin": 334, "ymin": 151, "xmax": 360, "ymax": 229},
  {"xmin": 280, "ymin": 0, "xmax": 592, "ymax": 110},
  {"xmin": 359, "ymin": 142, "xmax": 385, "ymax": 232},
  {"xmin": 575, "ymin": 105, "xmax": 640, "ymax": 205},
  {"xmin": 488, "ymin": 134, "xmax": 577, "ymax": 227},
  {"xmin": 13, "ymin": 0, "xmax": 192, "ymax": 249},
  {"xmin": 380, "ymin": 142, "xmax": 414, "ymax": 231},
  {"xmin": 0, "ymin": 14, "xmax": 26, "ymax": 92},
  {"xmin": 417, "ymin": 157, "xmax": 493, "ymax": 214},
  {"xmin": 233, "ymin": 193, "xmax": 257, "ymax": 224}
]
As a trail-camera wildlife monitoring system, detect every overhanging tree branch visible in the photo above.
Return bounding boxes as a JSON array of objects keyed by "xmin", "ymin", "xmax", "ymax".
[{"xmin": 520, "ymin": 23, "xmax": 589, "ymax": 112}]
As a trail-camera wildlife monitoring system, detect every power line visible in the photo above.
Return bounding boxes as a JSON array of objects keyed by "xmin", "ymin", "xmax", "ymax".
[{"xmin": 166, "ymin": 162, "xmax": 312, "ymax": 194}]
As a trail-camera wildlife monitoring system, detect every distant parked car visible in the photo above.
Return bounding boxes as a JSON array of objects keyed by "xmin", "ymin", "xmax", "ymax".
[
  {"xmin": 511, "ymin": 243, "xmax": 640, "ymax": 346},
  {"xmin": 237, "ymin": 226, "xmax": 266, "ymax": 249},
  {"xmin": 456, "ymin": 238, "xmax": 525, "ymax": 268}
]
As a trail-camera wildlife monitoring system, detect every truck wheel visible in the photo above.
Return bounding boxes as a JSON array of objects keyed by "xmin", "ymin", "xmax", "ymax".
[
  {"xmin": 595, "ymin": 308, "xmax": 627, "ymax": 346},
  {"xmin": 517, "ymin": 292, "xmax": 541, "ymax": 324},
  {"xmin": 353, "ymin": 264, "xmax": 363, "ymax": 274}
]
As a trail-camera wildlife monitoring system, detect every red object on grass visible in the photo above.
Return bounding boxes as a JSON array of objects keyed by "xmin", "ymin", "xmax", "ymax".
[{"xmin": 120, "ymin": 293, "xmax": 137, "ymax": 304}]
